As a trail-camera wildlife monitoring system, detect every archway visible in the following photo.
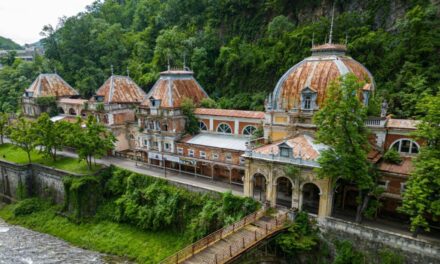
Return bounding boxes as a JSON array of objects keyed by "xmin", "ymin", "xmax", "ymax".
[
  {"xmin": 252, "ymin": 173, "xmax": 267, "ymax": 202},
  {"xmin": 58, "ymin": 107, "xmax": 65, "ymax": 114},
  {"xmin": 81, "ymin": 110, "xmax": 87, "ymax": 117},
  {"xmin": 68, "ymin": 108, "xmax": 77, "ymax": 116},
  {"xmin": 276, "ymin": 177, "xmax": 293, "ymax": 208},
  {"xmin": 301, "ymin": 183, "xmax": 320, "ymax": 215}
]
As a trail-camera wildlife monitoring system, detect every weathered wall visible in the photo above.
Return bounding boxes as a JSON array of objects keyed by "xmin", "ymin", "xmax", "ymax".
[
  {"xmin": 0, "ymin": 160, "xmax": 80, "ymax": 204},
  {"xmin": 318, "ymin": 217, "xmax": 440, "ymax": 264}
]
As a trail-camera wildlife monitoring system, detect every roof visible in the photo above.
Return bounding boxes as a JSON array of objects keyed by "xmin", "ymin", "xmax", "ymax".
[
  {"xmin": 378, "ymin": 157, "xmax": 413, "ymax": 176},
  {"xmin": 58, "ymin": 98, "xmax": 88, "ymax": 105},
  {"xmin": 253, "ymin": 134, "xmax": 328, "ymax": 161},
  {"xmin": 143, "ymin": 70, "xmax": 208, "ymax": 108},
  {"xmin": 180, "ymin": 133, "xmax": 249, "ymax": 151},
  {"xmin": 194, "ymin": 108, "xmax": 265, "ymax": 119},
  {"xmin": 25, "ymin": 73, "xmax": 78, "ymax": 98},
  {"xmin": 387, "ymin": 119, "xmax": 419, "ymax": 130},
  {"xmin": 94, "ymin": 75, "xmax": 147, "ymax": 104},
  {"xmin": 270, "ymin": 43, "xmax": 374, "ymax": 111}
]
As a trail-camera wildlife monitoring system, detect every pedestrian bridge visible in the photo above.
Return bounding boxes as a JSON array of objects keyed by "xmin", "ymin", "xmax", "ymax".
[{"xmin": 160, "ymin": 208, "xmax": 290, "ymax": 264}]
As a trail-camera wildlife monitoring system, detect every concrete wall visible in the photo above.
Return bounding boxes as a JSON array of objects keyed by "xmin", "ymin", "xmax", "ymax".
[
  {"xmin": 318, "ymin": 217, "xmax": 440, "ymax": 264},
  {"xmin": 0, "ymin": 160, "xmax": 81, "ymax": 204}
]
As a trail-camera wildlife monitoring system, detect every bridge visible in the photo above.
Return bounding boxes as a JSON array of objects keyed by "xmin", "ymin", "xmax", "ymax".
[{"xmin": 161, "ymin": 208, "xmax": 290, "ymax": 264}]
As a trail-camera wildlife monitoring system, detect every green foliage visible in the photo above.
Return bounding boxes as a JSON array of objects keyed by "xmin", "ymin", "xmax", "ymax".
[
  {"xmin": 382, "ymin": 149, "xmax": 402, "ymax": 164},
  {"xmin": 200, "ymin": 97, "xmax": 218, "ymax": 108},
  {"xmin": 70, "ymin": 115, "xmax": 116, "ymax": 170},
  {"xmin": 35, "ymin": 113, "xmax": 71, "ymax": 161},
  {"xmin": 8, "ymin": 117, "xmax": 38, "ymax": 163},
  {"xmin": 35, "ymin": 96, "xmax": 58, "ymax": 116},
  {"xmin": 314, "ymin": 74, "xmax": 373, "ymax": 223},
  {"xmin": 13, "ymin": 198, "xmax": 47, "ymax": 216},
  {"xmin": 399, "ymin": 93, "xmax": 440, "ymax": 235},
  {"xmin": 0, "ymin": 112, "xmax": 9, "ymax": 144},
  {"xmin": 333, "ymin": 240, "xmax": 365, "ymax": 264},
  {"xmin": 64, "ymin": 176, "xmax": 101, "ymax": 220},
  {"xmin": 379, "ymin": 249, "xmax": 404, "ymax": 264},
  {"xmin": 181, "ymin": 97, "xmax": 199, "ymax": 135},
  {"xmin": 276, "ymin": 212, "xmax": 318, "ymax": 254}
]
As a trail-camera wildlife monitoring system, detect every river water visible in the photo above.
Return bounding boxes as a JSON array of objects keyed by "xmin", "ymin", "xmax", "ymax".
[{"xmin": 0, "ymin": 218, "xmax": 107, "ymax": 264}]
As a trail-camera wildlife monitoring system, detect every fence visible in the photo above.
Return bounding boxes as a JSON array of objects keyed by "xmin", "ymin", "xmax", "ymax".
[{"xmin": 160, "ymin": 208, "xmax": 267, "ymax": 264}]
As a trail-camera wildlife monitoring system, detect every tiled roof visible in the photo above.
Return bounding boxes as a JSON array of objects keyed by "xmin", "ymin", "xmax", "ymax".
[
  {"xmin": 143, "ymin": 70, "xmax": 208, "ymax": 108},
  {"xmin": 194, "ymin": 108, "xmax": 265, "ymax": 119},
  {"xmin": 378, "ymin": 157, "xmax": 413, "ymax": 176},
  {"xmin": 26, "ymin": 73, "xmax": 78, "ymax": 98},
  {"xmin": 58, "ymin": 98, "xmax": 88, "ymax": 105},
  {"xmin": 387, "ymin": 119, "xmax": 419, "ymax": 130},
  {"xmin": 94, "ymin": 75, "xmax": 147, "ymax": 104},
  {"xmin": 253, "ymin": 134, "xmax": 327, "ymax": 161}
]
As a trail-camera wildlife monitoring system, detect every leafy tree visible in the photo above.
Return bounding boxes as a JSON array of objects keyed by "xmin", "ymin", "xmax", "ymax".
[
  {"xmin": 200, "ymin": 98, "xmax": 218, "ymax": 108},
  {"xmin": 399, "ymin": 93, "xmax": 440, "ymax": 237},
  {"xmin": 276, "ymin": 212, "xmax": 318, "ymax": 254},
  {"xmin": 8, "ymin": 117, "xmax": 38, "ymax": 163},
  {"xmin": 34, "ymin": 113, "xmax": 70, "ymax": 161},
  {"xmin": 181, "ymin": 97, "xmax": 199, "ymax": 135},
  {"xmin": 313, "ymin": 74, "xmax": 373, "ymax": 223},
  {"xmin": 71, "ymin": 116, "xmax": 116, "ymax": 170},
  {"xmin": 0, "ymin": 112, "xmax": 9, "ymax": 144}
]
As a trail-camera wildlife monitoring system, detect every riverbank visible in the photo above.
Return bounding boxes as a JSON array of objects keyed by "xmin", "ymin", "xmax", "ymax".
[{"xmin": 0, "ymin": 201, "xmax": 188, "ymax": 263}]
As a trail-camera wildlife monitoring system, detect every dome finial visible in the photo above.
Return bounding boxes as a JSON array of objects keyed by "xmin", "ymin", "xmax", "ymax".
[{"xmin": 329, "ymin": 1, "xmax": 335, "ymax": 44}]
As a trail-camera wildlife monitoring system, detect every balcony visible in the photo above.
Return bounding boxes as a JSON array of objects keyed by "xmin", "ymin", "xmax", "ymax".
[
  {"xmin": 246, "ymin": 152, "xmax": 319, "ymax": 168},
  {"xmin": 365, "ymin": 117, "xmax": 387, "ymax": 128}
]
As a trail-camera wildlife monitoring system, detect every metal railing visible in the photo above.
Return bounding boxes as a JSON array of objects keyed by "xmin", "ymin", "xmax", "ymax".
[{"xmin": 160, "ymin": 208, "xmax": 267, "ymax": 264}]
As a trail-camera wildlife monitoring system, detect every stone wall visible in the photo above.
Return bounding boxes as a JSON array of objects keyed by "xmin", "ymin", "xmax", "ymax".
[
  {"xmin": 318, "ymin": 217, "xmax": 440, "ymax": 264},
  {"xmin": 0, "ymin": 160, "xmax": 81, "ymax": 204}
]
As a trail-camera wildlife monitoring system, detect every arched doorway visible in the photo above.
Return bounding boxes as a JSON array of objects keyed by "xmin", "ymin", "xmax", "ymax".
[
  {"xmin": 68, "ymin": 108, "xmax": 77, "ymax": 116},
  {"xmin": 81, "ymin": 110, "xmax": 87, "ymax": 117},
  {"xmin": 276, "ymin": 177, "xmax": 293, "ymax": 208},
  {"xmin": 58, "ymin": 107, "xmax": 65, "ymax": 114},
  {"xmin": 301, "ymin": 183, "xmax": 320, "ymax": 215},
  {"xmin": 252, "ymin": 173, "xmax": 267, "ymax": 202}
]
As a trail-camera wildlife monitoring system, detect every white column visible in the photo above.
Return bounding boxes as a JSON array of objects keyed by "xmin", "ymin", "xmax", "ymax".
[
  {"xmin": 234, "ymin": 120, "xmax": 239, "ymax": 135},
  {"xmin": 209, "ymin": 118, "xmax": 214, "ymax": 131}
]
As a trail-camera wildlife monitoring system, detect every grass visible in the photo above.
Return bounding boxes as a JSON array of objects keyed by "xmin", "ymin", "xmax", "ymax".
[
  {"xmin": 0, "ymin": 201, "xmax": 189, "ymax": 263},
  {"xmin": 0, "ymin": 143, "xmax": 100, "ymax": 174}
]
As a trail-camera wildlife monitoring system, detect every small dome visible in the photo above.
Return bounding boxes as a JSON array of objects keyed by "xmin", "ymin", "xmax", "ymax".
[{"xmin": 270, "ymin": 43, "xmax": 374, "ymax": 111}]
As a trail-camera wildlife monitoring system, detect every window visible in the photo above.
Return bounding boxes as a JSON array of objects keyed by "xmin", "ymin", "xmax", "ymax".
[
  {"xmin": 164, "ymin": 143, "xmax": 171, "ymax": 151},
  {"xmin": 242, "ymin": 125, "xmax": 256, "ymax": 136},
  {"xmin": 177, "ymin": 147, "xmax": 183, "ymax": 155},
  {"xmin": 217, "ymin": 123, "xmax": 232, "ymax": 134},
  {"xmin": 225, "ymin": 153, "xmax": 232, "ymax": 162},
  {"xmin": 303, "ymin": 95, "xmax": 312, "ymax": 110},
  {"xmin": 391, "ymin": 139, "xmax": 419, "ymax": 154},
  {"xmin": 129, "ymin": 134, "xmax": 135, "ymax": 140},
  {"xmin": 199, "ymin": 121, "xmax": 208, "ymax": 131},
  {"xmin": 239, "ymin": 157, "xmax": 245, "ymax": 165},
  {"xmin": 378, "ymin": 180, "xmax": 389, "ymax": 191},
  {"xmin": 143, "ymin": 139, "xmax": 148, "ymax": 146},
  {"xmin": 212, "ymin": 153, "xmax": 219, "ymax": 160},
  {"xmin": 188, "ymin": 149, "xmax": 194, "ymax": 157},
  {"xmin": 280, "ymin": 147, "xmax": 290, "ymax": 158},
  {"xmin": 200, "ymin": 151, "xmax": 206, "ymax": 159},
  {"xmin": 400, "ymin": 183, "xmax": 406, "ymax": 194}
]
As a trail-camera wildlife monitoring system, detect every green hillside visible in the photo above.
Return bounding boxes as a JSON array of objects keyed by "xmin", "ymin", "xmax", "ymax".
[
  {"xmin": 1, "ymin": 0, "xmax": 439, "ymax": 117},
  {"xmin": 0, "ymin": 36, "xmax": 22, "ymax": 50}
]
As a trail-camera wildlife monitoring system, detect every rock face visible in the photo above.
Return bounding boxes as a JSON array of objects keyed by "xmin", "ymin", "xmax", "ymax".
[{"xmin": 0, "ymin": 218, "xmax": 104, "ymax": 264}]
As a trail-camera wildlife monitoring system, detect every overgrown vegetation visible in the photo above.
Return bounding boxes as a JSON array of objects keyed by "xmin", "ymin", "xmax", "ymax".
[
  {"xmin": 382, "ymin": 149, "xmax": 402, "ymax": 164},
  {"xmin": 181, "ymin": 97, "xmax": 199, "ymax": 135}
]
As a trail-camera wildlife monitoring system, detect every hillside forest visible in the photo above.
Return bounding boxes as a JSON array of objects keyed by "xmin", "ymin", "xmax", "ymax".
[{"xmin": 0, "ymin": 0, "xmax": 439, "ymax": 118}]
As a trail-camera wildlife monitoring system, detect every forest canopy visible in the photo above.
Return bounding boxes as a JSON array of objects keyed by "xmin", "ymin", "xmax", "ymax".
[{"xmin": 0, "ymin": 0, "xmax": 439, "ymax": 117}]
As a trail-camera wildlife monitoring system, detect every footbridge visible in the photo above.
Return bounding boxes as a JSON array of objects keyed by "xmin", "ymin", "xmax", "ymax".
[{"xmin": 161, "ymin": 208, "xmax": 290, "ymax": 264}]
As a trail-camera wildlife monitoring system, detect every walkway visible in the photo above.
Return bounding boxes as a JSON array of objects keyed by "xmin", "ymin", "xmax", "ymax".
[{"xmin": 161, "ymin": 209, "xmax": 289, "ymax": 264}]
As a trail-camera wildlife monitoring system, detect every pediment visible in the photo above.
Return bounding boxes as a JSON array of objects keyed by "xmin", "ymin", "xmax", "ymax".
[{"xmin": 301, "ymin": 86, "xmax": 317, "ymax": 94}]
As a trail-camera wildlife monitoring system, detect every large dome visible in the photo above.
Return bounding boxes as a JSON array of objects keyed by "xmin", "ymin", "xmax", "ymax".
[{"xmin": 270, "ymin": 44, "xmax": 374, "ymax": 111}]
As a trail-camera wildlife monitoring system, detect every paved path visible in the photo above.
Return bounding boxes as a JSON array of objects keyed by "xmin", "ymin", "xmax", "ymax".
[{"xmin": 56, "ymin": 149, "xmax": 244, "ymax": 196}]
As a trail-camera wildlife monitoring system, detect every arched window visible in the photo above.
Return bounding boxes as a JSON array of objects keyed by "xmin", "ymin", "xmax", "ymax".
[
  {"xmin": 390, "ymin": 139, "xmax": 419, "ymax": 154},
  {"xmin": 129, "ymin": 134, "xmax": 135, "ymax": 140},
  {"xmin": 199, "ymin": 121, "xmax": 208, "ymax": 131},
  {"xmin": 242, "ymin": 125, "xmax": 256, "ymax": 135},
  {"xmin": 217, "ymin": 123, "xmax": 232, "ymax": 134}
]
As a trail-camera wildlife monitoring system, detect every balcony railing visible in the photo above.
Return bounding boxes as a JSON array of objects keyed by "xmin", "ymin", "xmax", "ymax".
[{"xmin": 246, "ymin": 152, "xmax": 319, "ymax": 168}]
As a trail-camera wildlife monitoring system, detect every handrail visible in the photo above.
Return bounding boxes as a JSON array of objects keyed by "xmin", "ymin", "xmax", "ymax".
[{"xmin": 160, "ymin": 208, "xmax": 266, "ymax": 264}]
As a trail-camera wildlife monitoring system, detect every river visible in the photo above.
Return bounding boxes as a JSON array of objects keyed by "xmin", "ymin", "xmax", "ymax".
[{"xmin": 0, "ymin": 218, "xmax": 109, "ymax": 264}]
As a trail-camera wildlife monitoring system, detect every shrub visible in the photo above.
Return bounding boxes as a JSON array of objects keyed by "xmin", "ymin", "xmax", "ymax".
[
  {"xmin": 383, "ymin": 149, "xmax": 402, "ymax": 164},
  {"xmin": 13, "ymin": 198, "xmax": 46, "ymax": 216},
  {"xmin": 333, "ymin": 240, "xmax": 365, "ymax": 264},
  {"xmin": 380, "ymin": 249, "xmax": 404, "ymax": 264}
]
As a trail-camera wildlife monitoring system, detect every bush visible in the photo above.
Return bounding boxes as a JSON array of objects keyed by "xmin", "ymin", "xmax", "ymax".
[
  {"xmin": 276, "ymin": 212, "xmax": 318, "ymax": 254},
  {"xmin": 383, "ymin": 149, "xmax": 402, "ymax": 164},
  {"xmin": 333, "ymin": 240, "xmax": 365, "ymax": 264},
  {"xmin": 380, "ymin": 249, "xmax": 404, "ymax": 264},
  {"xmin": 13, "ymin": 198, "xmax": 46, "ymax": 216}
]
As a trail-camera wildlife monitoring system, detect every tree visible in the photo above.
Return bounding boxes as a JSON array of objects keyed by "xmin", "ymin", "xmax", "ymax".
[
  {"xmin": 71, "ymin": 116, "xmax": 116, "ymax": 170},
  {"xmin": 313, "ymin": 74, "xmax": 373, "ymax": 223},
  {"xmin": 181, "ymin": 97, "xmax": 199, "ymax": 135},
  {"xmin": 399, "ymin": 93, "xmax": 440, "ymax": 237},
  {"xmin": 0, "ymin": 113, "xmax": 9, "ymax": 144},
  {"xmin": 8, "ymin": 118, "xmax": 38, "ymax": 163},
  {"xmin": 35, "ymin": 113, "xmax": 70, "ymax": 161}
]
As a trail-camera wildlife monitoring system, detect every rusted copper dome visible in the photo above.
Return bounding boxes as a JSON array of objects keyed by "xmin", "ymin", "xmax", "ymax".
[{"xmin": 270, "ymin": 43, "xmax": 374, "ymax": 111}]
